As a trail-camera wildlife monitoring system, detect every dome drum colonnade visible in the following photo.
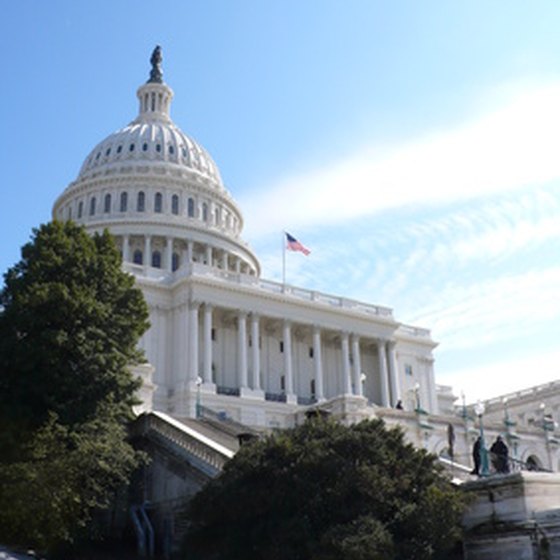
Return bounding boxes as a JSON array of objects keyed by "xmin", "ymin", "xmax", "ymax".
[{"xmin": 52, "ymin": 47, "xmax": 438, "ymax": 428}]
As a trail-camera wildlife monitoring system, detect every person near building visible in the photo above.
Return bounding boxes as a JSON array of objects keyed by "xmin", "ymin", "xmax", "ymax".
[{"xmin": 490, "ymin": 435, "xmax": 509, "ymax": 474}]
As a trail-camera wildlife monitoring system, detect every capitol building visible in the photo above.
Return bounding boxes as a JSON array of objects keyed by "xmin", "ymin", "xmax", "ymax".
[
  {"xmin": 48, "ymin": 47, "xmax": 560, "ymax": 558},
  {"xmin": 51, "ymin": 49, "xmax": 560, "ymax": 468}
]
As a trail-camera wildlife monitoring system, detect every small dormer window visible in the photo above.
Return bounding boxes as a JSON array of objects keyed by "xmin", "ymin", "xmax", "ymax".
[
  {"xmin": 154, "ymin": 192, "xmax": 163, "ymax": 213},
  {"xmin": 156, "ymin": 144, "xmax": 161, "ymax": 153},
  {"xmin": 142, "ymin": 143, "xmax": 148, "ymax": 152},
  {"xmin": 171, "ymin": 194, "xmax": 179, "ymax": 215},
  {"xmin": 182, "ymin": 147, "xmax": 187, "ymax": 157},
  {"xmin": 105, "ymin": 148, "xmax": 111, "ymax": 156},
  {"xmin": 169, "ymin": 145, "xmax": 175, "ymax": 155},
  {"xmin": 129, "ymin": 143, "xmax": 135, "ymax": 152},
  {"xmin": 137, "ymin": 191, "xmax": 145, "ymax": 212},
  {"xmin": 117, "ymin": 145, "xmax": 122, "ymax": 154},
  {"xmin": 95, "ymin": 152, "xmax": 101, "ymax": 160}
]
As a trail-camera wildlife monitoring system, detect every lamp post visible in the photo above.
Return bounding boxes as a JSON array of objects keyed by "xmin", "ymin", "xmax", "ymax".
[
  {"xmin": 540, "ymin": 403, "xmax": 554, "ymax": 471},
  {"xmin": 195, "ymin": 376, "xmax": 202, "ymax": 418},
  {"xmin": 474, "ymin": 400, "xmax": 490, "ymax": 477}
]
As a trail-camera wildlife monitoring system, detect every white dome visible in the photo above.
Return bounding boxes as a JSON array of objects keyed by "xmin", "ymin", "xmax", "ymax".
[
  {"xmin": 52, "ymin": 47, "xmax": 261, "ymax": 278},
  {"xmin": 77, "ymin": 81, "xmax": 223, "ymax": 188}
]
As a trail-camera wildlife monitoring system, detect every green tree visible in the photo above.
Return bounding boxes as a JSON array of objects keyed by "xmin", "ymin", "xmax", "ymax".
[
  {"xmin": 183, "ymin": 418, "xmax": 467, "ymax": 560},
  {"xmin": 0, "ymin": 221, "xmax": 150, "ymax": 553}
]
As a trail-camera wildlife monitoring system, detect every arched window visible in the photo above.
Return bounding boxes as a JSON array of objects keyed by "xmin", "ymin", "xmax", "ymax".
[
  {"xmin": 78, "ymin": 201, "xmax": 83, "ymax": 218},
  {"xmin": 137, "ymin": 191, "xmax": 145, "ymax": 212},
  {"xmin": 171, "ymin": 194, "xmax": 179, "ymax": 215},
  {"xmin": 133, "ymin": 250, "xmax": 143, "ymax": 265},
  {"xmin": 152, "ymin": 251, "xmax": 161, "ymax": 268},
  {"xmin": 202, "ymin": 203, "xmax": 208, "ymax": 222},
  {"xmin": 154, "ymin": 192, "xmax": 163, "ymax": 213},
  {"xmin": 67, "ymin": 207, "xmax": 72, "ymax": 220},
  {"xmin": 172, "ymin": 252, "xmax": 180, "ymax": 272},
  {"xmin": 89, "ymin": 197, "xmax": 96, "ymax": 216},
  {"xmin": 120, "ymin": 192, "xmax": 128, "ymax": 212},
  {"xmin": 214, "ymin": 208, "xmax": 220, "ymax": 225},
  {"xmin": 188, "ymin": 197, "xmax": 195, "ymax": 217},
  {"xmin": 104, "ymin": 193, "xmax": 111, "ymax": 213}
]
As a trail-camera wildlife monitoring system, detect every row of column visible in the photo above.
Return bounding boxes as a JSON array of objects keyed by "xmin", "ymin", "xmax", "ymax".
[
  {"xmin": 121, "ymin": 234, "xmax": 251, "ymax": 274},
  {"xmin": 184, "ymin": 302, "xmax": 402, "ymax": 406}
]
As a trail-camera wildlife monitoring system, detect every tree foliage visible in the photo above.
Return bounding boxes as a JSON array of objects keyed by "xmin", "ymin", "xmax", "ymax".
[
  {"xmin": 0, "ymin": 221, "xmax": 150, "ymax": 553},
  {"xmin": 184, "ymin": 418, "xmax": 467, "ymax": 560}
]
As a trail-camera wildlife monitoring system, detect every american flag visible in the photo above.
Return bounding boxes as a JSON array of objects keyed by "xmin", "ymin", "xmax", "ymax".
[{"xmin": 285, "ymin": 232, "xmax": 310, "ymax": 256}]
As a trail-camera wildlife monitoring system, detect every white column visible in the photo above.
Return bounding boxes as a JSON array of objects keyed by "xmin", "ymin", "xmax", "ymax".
[
  {"xmin": 187, "ymin": 241, "xmax": 193, "ymax": 265},
  {"xmin": 122, "ymin": 234, "xmax": 130, "ymax": 263},
  {"xmin": 251, "ymin": 314, "xmax": 261, "ymax": 390},
  {"xmin": 238, "ymin": 313, "xmax": 248, "ymax": 388},
  {"xmin": 235, "ymin": 258, "xmax": 241, "ymax": 274},
  {"xmin": 352, "ymin": 335, "xmax": 363, "ymax": 397},
  {"xmin": 377, "ymin": 339, "xmax": 390, "ymax": 407},
  {"xmin": 203, "ymin": 305, "xmax": 213, "ymax": 384},
  {"xmin": 222, "ymin": 252, "xmax": 228, "ymax": 271},
  {"xmin": 283, "ymin": 321, "xmax": 294, "ymax": 395},
  {"xmin": 206, "ymin": 246, "xmax": 212, "ymax": 266},
  {"xmin": 144, "ymin": 235, "xmax": 151, "ymax": 268},
  {"xmin": 313, "ymin": 327, "xmax": 324, "ymax": 401},
  {"xmin": 341, "ymin": 333, "xmax": 352, "ymax": 395},
  {"xmin": 188, "ymin": 303, "xmax": 199, "ymax": 381},
  {"xmin": 387, "ymin": 341, "xmax": 401, "ymax": 406},
  {"xmin": 166, "ymin": 236, "xmax": 173, "ymax": 272}
]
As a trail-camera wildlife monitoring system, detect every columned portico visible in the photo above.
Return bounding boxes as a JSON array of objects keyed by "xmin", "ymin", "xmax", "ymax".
[{"xmin": 377, "ymin": 339, "xmax": 390, "ymax": 407}]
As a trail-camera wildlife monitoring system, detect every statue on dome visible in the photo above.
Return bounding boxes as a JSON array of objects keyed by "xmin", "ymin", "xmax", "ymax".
[{"xmin": 148, "ymin": 45, "xmax": 163, "ymax": 83}]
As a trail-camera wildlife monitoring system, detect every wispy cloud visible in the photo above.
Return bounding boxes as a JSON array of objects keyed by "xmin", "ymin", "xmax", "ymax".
[{"xmin": 241, "ymin": 82, "xmax": 560, "ymax": 237}]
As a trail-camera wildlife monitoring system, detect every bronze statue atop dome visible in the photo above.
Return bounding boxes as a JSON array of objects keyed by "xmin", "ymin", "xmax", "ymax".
[{"xmin": 147, "ymin": 45, "xmax": 163, "ymax": 83}]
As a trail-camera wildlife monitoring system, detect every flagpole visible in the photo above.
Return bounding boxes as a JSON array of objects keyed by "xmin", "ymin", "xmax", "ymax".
[{"xmin": 282, "ymin": 230, "xmax": 286, "ymax": 287}]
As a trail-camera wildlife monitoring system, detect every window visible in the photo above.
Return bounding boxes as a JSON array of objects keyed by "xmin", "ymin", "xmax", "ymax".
[
  {"xmin": 78, "ymin": 201, "xmax": 83, "ymax": 218},
  {"xmin": 154, "ymin": 192, "xmax": 163, "ymax": 213},
  {"xmin": 120, "ymin": 192, "xmax": 128, "ymax": 212},
  {"xmin": 137, "ymin": 191, "xmax": 145, "ymax": 212},
  {"xmin": 105, "ymin": 148, "xmax": 111, "ymax": 156},
  {"xmin": 89, "ymin": 197, "xmax": 96, "ymax": 216},
  {"xmin": 142, "ymin": 142, "xmax": 148, "ymax": 152},
  {"xmin": 151, "ymin": 251, "xmax": 161, "ymax": 268},
  {"xmin": 169, "ymin": 145, "xmax": 175, "ymax": 155},
  {"xmin": 279, "ymin": 341, "xmax": 284, "ymax": 353},
  {"xmin": 129, "ymin": 143, "xmax": 135, "ymax": 152},
  {"xmin": 104, "ymin": 193, "xmax": 111, "ymax": 213},
  {"xmin": 133, "ymin": 250, "xmax": 143, "ymax": 265},
  {"xmin": 310, "ymin": 379, "xmax": 316, "ymax": 397},
  {"xmin": 202, "ymin": 203, "xmax": 208, "ymax": 222},
  {"xmin": 182, "ymin": 147, "xmax": 187, "ymax": 158},
  {"xmin": 280, "ymin": 375, "xmax": 286, "ymax": 392},
  {"xmin": 95, "ymin": 152, "xmax": 101, "ymax": 160},
  {"xmin": 67, "ymin": 207, "xmax": 72, "ymax": 220},
  {"xmin": 187, "ymin": 197, "xmax": 195, "ymax": 217},
  {"xmin": 172, "ymin": 252, "xmax": 180, "ymax": 271},
  {"xmin": 171, "ymin": 194, "xmax": 179, "ymax": 215},
  {"xmin": 211, "ymin": 328, "xmax": 216, "ymax": 342},
  {"xmin": 309, "ymin": 347, "xmax": 314, "ymax": 359},
  {"xmin": 405, "ymin": 364, "xmax": 413, "ymax": 376},
  {"xmin": 156, "ymin": 143, "xmax": 161, "ymax": 153},
  {"xmin": 116, "ymin": 145, "xmax": 122, "ymax": 154}
]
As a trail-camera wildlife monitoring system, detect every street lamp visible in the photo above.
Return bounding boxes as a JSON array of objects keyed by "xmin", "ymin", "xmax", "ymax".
[
  {"xmin": 195, "ymin": 376, "xmax": 203, "ymax": 418},
  {"xmin": 474, "ymin": 400, "xmax": 490, "ymax": 477}
]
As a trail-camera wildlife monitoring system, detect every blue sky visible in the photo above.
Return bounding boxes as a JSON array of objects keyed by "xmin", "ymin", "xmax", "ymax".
[{"xmin": 3, "ymin": 1, "xmax": 560, "ymax": 403}]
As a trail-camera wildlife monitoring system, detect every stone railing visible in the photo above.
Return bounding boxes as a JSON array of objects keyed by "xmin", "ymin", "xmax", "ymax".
[{"xmin": 134, "ymin": 411, "xmax": 234, "ymax": 473}]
